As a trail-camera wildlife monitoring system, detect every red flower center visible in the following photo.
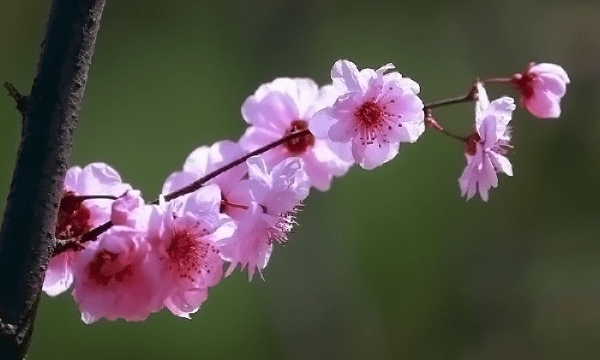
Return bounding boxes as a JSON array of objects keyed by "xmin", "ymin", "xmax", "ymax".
[
  {"xmin": 88, "ymin": 250, "xmax": 133, "ymax": 286},
  {"xmin": 465, "ymin": 133, "xmax": 481, "ymax": 156},
  {"xmin": 355, "ymin": 101, "xmax": 384, "ymax": 126},
  {"xmin": 512, "ymin": 73, "xmax": 535, "ymax": 99},
  {"xmin": 285, "ymin": 120, "xmax": 315, "ymax": 155},
  {"xmin": 56, "ymin": 191, "xmax": 92, "ymax": 240},
  {"xmin": 166, "ymin": 228, "xmax": 218, "ymax": 281},
  {"xmin": 352, "ymin": 97, "xmax": 403, "ymax": 147}
]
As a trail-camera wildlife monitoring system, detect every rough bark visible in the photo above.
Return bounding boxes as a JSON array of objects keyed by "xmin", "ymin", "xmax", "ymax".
[{"xmin": 0, "ymin": 0, "xmax": 106, "ymax": 358}]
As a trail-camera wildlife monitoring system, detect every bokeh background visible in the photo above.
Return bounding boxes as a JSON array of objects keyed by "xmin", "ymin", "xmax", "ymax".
[{"xmin": 1, "ymin": 0, "xmax": 600, "ymax": 359}]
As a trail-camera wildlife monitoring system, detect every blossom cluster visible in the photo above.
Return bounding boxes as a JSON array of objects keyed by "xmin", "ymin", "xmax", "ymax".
[{"xmin": 42, "ymin": 59, "xmax": 569, "ymax": 323}]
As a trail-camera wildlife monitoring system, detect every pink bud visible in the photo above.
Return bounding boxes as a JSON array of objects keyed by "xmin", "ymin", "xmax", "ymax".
[{"xmin": 512, "ymin": 63, "xmax": 570, "ymax": 118}]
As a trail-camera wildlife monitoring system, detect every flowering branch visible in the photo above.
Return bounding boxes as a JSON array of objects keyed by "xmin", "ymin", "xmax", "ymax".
[
  {"xmin": 51, "ymin": 129, "xmax": 313, "ymax": 256},
  {"xmin": 40, "ymin": 58, "xmax": 569, "ymax": 326},
  {"xmin": 0, "ymin": 0, "xmax": 106, "ymax": 358},
  {"xmin": 62, "ymin": 80, "xmax": 482, "ymax": 251},
  {"xmin": 53, "ymin": 60, "xmax": 572, "ymax": 258},
  {"xmin": 51, "ymin": 72, "xmax": 540, "ymax": 252}
]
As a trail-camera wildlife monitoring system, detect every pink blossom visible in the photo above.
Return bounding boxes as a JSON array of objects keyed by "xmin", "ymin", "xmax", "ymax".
[
  {"xmin": 162, "ymin": 140, "xmax": 247, "ymax": 214},
  {"xmin": 147, "ymin": 185, "xmax": 235, "ymax": 318},
  {"xmin": 110, "ymin": 190, "xmax": 145, "ymax": 227},
  {"xmin": 511, "ymin": 63, "xmax": 570, "ymax": 118},
  {"xmin": 43, "ymin": 163, "xmax": 132, "ymax": 297},
  {"xmin": 459, "ymin": 84, "xmax": 516, "ymax": 201},
  {"xmin": 219, "ymin": 156, "xmax": 309, "ymax": 280},
  {"xmin": 310, "ymin": 59, "xmax": 424, "ymax": 170},
  {"xmin": 72, "ymin": 225, "xmax": 163, "ymax": 323},
  {"xmin": 239, "ymin": 77, "xmax": 353, "ymax": 191}
]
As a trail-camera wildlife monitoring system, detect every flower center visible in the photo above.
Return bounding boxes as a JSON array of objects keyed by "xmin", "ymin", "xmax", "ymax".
[
  {"xmin": 512, "ymin": 73, "xmax": 535, "ymax": 99},
  {"xmin": 464, "ymin": 133, "xmax": 481, "ymax": 156},
  {"xmin": 285, "ymin": 120, "xmax": 315, "ymax": 155},
  {"xmin": 56, "ymin": 191, "xmax": 92, "ymax": 240},
  {"xmin": 166, "ymin": 228, "xmax": 219, "ymax": 281},
  {"xmin": 353, "ymin": 95, "xmax": 402, "ymax": 147},
  {"xmin": 355, "ymin": 101, "xmax": 384, "ymax": 126},
  {"xmin": 88, "ymin": 250, "xmax": 133, "ymax": 286}
]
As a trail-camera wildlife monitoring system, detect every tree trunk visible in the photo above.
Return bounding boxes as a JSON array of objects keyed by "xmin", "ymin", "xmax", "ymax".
[{"xmin": 0, "ymin": 1, "xmax": 106, "ymax": 358}]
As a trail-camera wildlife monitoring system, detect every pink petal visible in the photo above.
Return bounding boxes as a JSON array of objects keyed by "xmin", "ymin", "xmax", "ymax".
[
  {"xmin": 182, "ymin": 146, "xmax": 211, "ymax": 174},
  {"xmin": 539, "ymin": 73, "xmax": 567, "ymax": 97},
  {"xmin": 459, "ymin": 150, "xmax": 483, "ymax": 201},
  {"xmin": 79, "ymin": 163, "xmax": 130, "ymax": 196},
  {"xmin": 459, "ymin": 160, "xmax": 477, "ymax": 199},
  {"xmin": 43, "ymin": 252, "xmax": 74, "ymax": 297},
  {"xmin": 351, "ymin": 138, "xmax": 367, "ymax": 164},
  {"xmin": 241, "ymin": 92, "xmax": 298, "ymax": 131},
  {"xmin": 486, "ymin": 97, "xmax": 516, "ymax": 131},
  {"xmin": 489, "ymin": 152, "xmax": 513, "ymax": 176},
  {"xmin": 246, "ymin": 156, "xmax": 271, "ymax": 185},
  {"xmin": 308, "ymin": 111, "xmax": 334, "ymax": 139},
  {"xmin": 531, "ymin": 63, "xmax": 570, "ymax": 84},
  {"xmin": 361, "ymin": 141, "xmax": 397, "ymax": 170},
  {"xmin": 182, "ymin": 184, "xmax": 222, "ymax": 215},
  {"xmin": 162, "ymin": 171, "xmax": 197, "ymax": 195},
  {"xmin": 331, "ymin": 59, "xmax": 363, "ymax": 92},
  {"xmin": 306, "ymin": 84, "xmax": 342, "ymax": 118},
  {"xmin": 475, "ymin": 83, "xmax": 490, "ymax": 128},
  {"xmin": 480, "ymin": 116, "xmax": 498, "ymax": 149},
  {"xmin": 111, "ymin": 190, "xmax": 144, "ymax": 227},
  {"xmin": 165, "ymin": 288, "xmax": 208, "ymax": 319},
  {"xmin": 64, "ymin": 166, "xmax": 82, "ymax": 190},
  {"xmin": 328, "ymin": 118, "xmax": 356, "ymax": 143},
  {"xmin": 477, "ymin": 155, "xmax": 499, "ymax": 202},
  {"xmin": 525, "ymin": 92, "xmax": 561, "ymax": 118},
  {"xmin": 300, "ymin": 153, "xmax": 332, "ymax": 191},
  {"xmin": 376, "ymin": 63, "xmax": 395, "ymax": 76},
  {"xmin": 238, "ymin": 124, "xmax": 281, "ymax": 152}
]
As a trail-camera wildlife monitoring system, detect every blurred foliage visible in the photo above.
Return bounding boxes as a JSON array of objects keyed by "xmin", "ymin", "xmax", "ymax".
[{"xmin": 1, "ymin": 0, "xmax": 600, "ymax": 359}]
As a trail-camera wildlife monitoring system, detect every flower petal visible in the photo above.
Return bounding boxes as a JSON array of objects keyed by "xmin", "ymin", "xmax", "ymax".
[{"xmin": 331, "ymin": 59, "xmax": 364, "ymax": 92}]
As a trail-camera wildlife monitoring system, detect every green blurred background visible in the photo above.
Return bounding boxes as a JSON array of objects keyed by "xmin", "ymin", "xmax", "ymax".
[{"xmin": 1, "ymin": 0, "xmax": 600, "ymax": 359}]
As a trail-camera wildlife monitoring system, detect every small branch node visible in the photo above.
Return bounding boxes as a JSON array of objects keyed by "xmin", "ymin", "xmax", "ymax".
[
  {"xmin": 4, "ymin": 82, "xmax": 21, "ymax": 101},
  {"xmin": 52, "ymin": 238, "xmax": 85, "ymax": 257},
  {"xmin": 425, "ymin": 110, "xmax": 444, "ymax": 131},
  {"xmin": 3, "ymin": 82, "xmax": 29, "ymax": 114}
]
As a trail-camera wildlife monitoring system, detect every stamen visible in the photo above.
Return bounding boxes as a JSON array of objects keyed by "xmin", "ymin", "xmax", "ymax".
[
  {"xmin": 354, "ymin": 98, "xmax": 402, "ymax": 147},
  {"xmin": 267, "ymin": 205, "xmax": 302, "ymax": 245},
  {"xmin": 166, "ymin": 226, "xmax": 219, "ymax": 282}
]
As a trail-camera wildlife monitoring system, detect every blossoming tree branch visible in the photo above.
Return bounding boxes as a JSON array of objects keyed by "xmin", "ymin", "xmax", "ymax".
[
  {"xmin": 34, "ymin": 60, "xmax": 577, "ymax": 320},
  {"xmin": 0, "ymin": 0, "xmax": 569, "ymax": 358}
]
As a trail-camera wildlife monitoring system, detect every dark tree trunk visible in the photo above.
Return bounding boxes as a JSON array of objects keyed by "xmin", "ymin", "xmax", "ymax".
[{"xmin": 0, "ymin": 0, "xmax": 106, "ymax": 358}]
